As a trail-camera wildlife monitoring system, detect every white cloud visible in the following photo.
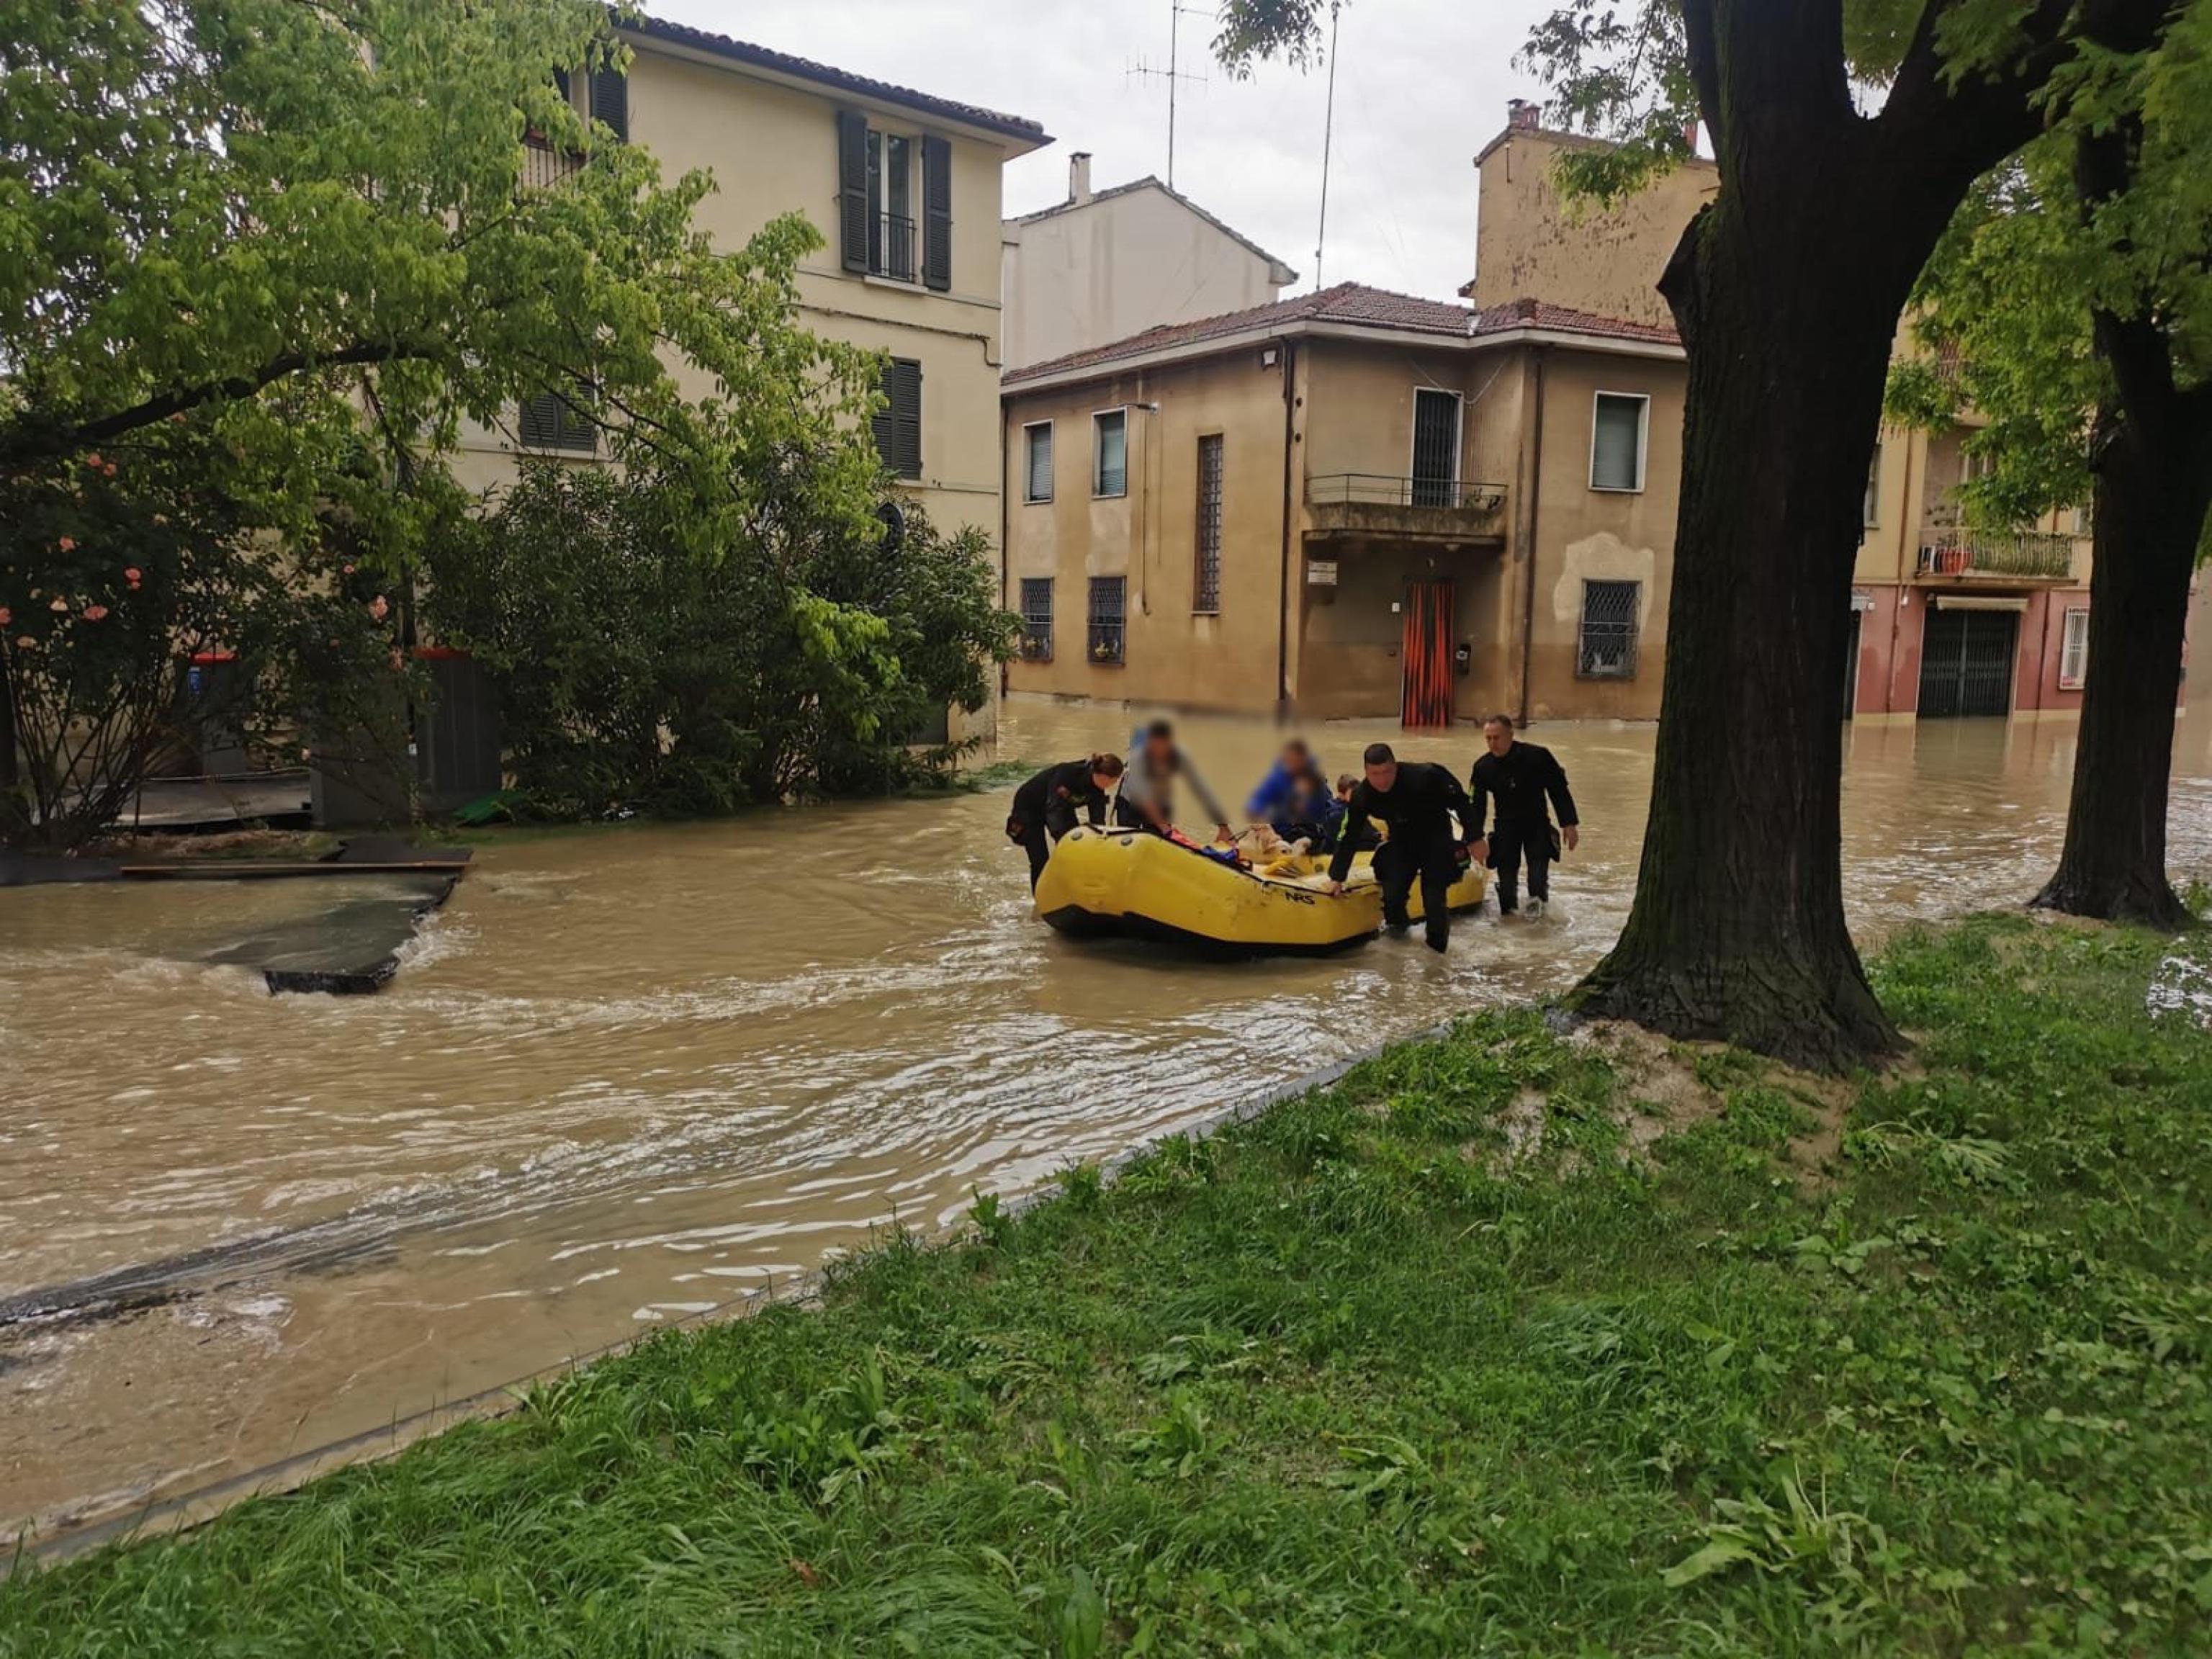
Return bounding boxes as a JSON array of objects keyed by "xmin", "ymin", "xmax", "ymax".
[{"xmin": 647, "ymin": 0, "xmax": 1558, "ymax": 300}]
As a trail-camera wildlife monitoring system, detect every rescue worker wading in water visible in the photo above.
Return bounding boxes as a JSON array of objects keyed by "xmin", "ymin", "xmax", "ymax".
[
  {"xmin": 1007, "ymin": 754, "xmax": 1124, "ymax": 890},
  {"xmin": 1323, "ymin": 742, "xmax": 1478, "ymax": 953}
]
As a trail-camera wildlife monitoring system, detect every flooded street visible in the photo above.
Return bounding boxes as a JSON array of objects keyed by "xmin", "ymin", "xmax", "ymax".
[{"xmin": 5, "ymin": 701, "xmax": 2211, "ymax": 1540}]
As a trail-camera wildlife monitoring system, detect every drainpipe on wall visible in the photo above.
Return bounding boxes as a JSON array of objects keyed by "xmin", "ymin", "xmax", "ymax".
[
  {"xmin": 1884, "ymin": 426, "xmax": 1919, "ymax": 714},
  {"xmin": 998, "ymin": 400, "xmax": 1011, "ymax": 700},
  {"xmin": 1275, "ymin": 338, "xmax": 1298, "ymax": 711},
  {"xmin": 1516, "ymin": 346, "xmax": 1549, "ymax": 724}
]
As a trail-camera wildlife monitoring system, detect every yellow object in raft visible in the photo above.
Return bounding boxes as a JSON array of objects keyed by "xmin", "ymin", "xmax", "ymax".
[{"xmin": 1034, "ymin": 827, "xmax": 1488, "ymax": 955}]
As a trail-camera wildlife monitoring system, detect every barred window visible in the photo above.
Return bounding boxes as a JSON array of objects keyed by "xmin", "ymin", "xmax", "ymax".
[
  {"xmin": 1193, "ymin": 433, "xmax": 1223, "ymax": 613},
  {"xmin": 2059, "ymin": 606, "xmax": 2089, "ymax": 690},
  {"xmin": 1019, "ymin": 578, "xmax": 1053, "ymax": 661},
  {"xmin": 518, "ymin": 390, "xmax": 596, "ymax": 452},
  {"xmin": 1087, "ymin": 575, "xmax": 1125, "ymax": 665},
  {"xmin": 1577, "ymin": 579, "xmax": 1640, "ymax": 678}
]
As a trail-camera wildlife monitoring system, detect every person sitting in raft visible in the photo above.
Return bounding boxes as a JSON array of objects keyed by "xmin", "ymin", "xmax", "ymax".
[
  {"xmin": 1467, "ymin": 712, "xmax": 1580, "ymax": 920},
  {"xmin": 1007, "ymin": 753, "xmax": 1125, "ymax": 891},
  {"xmin": 1324, "ymin": 742, "xmax": 1478, "ymax": 953},
  {"xmin": 1333, "ymin": 773, "xmax": 1380, "ymax": 852},
  {"xmin": 1246, "ymin": 738, "xmax": 1342, "ymax": 848},
  {"xmin": 1114, "ymin": 718, "xmax": 1232, "ymax": 845}
]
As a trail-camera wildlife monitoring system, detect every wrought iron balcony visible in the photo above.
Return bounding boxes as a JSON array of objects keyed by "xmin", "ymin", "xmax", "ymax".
[
  {"xmin": 1916, "ymin": 527, "xmax": 2075, "ymax": 581},
  {"xmin": 871, "ymin": 213, "xmax": 917, "ymax": 284},
  {"xmin": 521, "ymin": 135, "xmax": 585, "ymax": 191},
  {"xmin": 1305, "ymin": 473, "xmax": 1508, "ymax": 544}
]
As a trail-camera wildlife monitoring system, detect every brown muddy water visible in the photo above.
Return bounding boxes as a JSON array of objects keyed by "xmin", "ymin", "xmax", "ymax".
[{"xmin": 5, "ymin": 702, "xmax": 2211, "ymax": 1542}]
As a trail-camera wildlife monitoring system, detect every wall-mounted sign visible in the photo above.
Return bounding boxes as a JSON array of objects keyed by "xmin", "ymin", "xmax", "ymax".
[{"xmin": 1306, "ymin": 559, "xmax": 1339, "ymax": 587}]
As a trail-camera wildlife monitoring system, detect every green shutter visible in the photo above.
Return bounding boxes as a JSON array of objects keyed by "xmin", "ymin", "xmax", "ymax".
[
  {"xmin": 837, "ymin": 111, "xmax": 870, "ymax": 274},
  {"xmin": 922, "ymin": 136, "xmax": 951, "ymax": 291},
  {"xmin": 590, "ymin": 67, "xmax": 626, "ymax": 142}
]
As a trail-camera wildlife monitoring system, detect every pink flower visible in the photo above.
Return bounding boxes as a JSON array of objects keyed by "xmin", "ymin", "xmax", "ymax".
[
  {"xmin": 342, "ymin": 563, "xmax": 356, "ymax": 576},
  {"xmin": 85, "ymin": 453, "xmax": 102, "ymax": 469},
  {"xmin": 123, "ymin": 566, "xmax": 140, "ymax": 583},
  {"xmin": 82, "ymin": 604, "xmax": 109, "ymax": 621},
  {"xmin": 49, "ymin": 596, "xmax": 68, "ymax": 612},
  {"xmin": 300, "ymin": 746, "xmax": 313, "ymax": 760},
  {"xmin": 168, "ymin": 412, "xmax": 187, "ymax": 425},
  {"xmin": 0, "ymin": 607, "xmax": 10, "ymax": 626},
  {"xmin": 58, "ymin": 536, "xmax": 75, "ymax": 552},
  {"xmin": 103, "ymin": 463, "xmax": 117, "ymax": 477},
  {"xmin": 368, "ymin": 595, "xmax": 390, "ymax": 622}
]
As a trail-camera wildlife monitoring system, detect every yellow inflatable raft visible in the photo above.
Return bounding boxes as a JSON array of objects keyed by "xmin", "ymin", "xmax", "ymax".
[{"xmin": 1034, "ymin": 827, "xmax": 1487, "ymax": 955}]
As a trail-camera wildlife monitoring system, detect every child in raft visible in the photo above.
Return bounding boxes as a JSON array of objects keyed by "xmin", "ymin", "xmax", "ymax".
[{"xmin": 1006, "ymin": 753, "xmax": 1125, "ymax": 890}]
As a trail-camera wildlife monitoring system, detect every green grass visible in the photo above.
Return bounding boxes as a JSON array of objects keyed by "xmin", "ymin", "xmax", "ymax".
[{"xmin": 6, "ymin": 916, "xmax": 2211, "ymax": 1656}]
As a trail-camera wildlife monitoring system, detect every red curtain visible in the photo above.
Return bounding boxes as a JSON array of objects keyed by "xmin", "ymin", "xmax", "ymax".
[{"xmin": 1401, "ymin": 581, "xmax": 1455, "ymax": 728}]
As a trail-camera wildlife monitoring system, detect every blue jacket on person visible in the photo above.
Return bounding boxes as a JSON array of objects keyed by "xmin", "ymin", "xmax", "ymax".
[{"xmin": 1249, "ymin": 759, "xmax": 1345, "ymax": 845}]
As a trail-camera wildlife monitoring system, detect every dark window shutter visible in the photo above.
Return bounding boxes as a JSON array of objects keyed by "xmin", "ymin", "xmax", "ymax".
[
  {"xmin": 838, "ymin": 111, "xmax": 870, "ymax": 274},
  {"xmin": 518, "ymin": 392, "xmax": 555, "ymax": 449},
  {"xmin": 553, "ymin": 67, "xmax": 572, "ymax": 107},
  {"xmin": 872, "ymin": 359, "xmax": 922, "ymax": 479},
  {"xmin": 590, "ymin": 67, "xmax": 627, "ymax": 141},
  {"xmin": 922, "ymin": 136, "xmax": 952, "ymax": 291}
]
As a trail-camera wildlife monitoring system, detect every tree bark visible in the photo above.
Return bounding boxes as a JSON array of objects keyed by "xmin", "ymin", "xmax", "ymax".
[{"xmin": 2031, "ymin": 385, "xmax": 2212, "ymax": 927}]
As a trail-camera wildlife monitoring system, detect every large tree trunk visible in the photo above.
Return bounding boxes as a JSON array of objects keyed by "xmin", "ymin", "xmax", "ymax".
[
  {"xmin": 2032, "ymin": 377, "xmax": 2212, "ymax": 927},
  {"xmin": 1575, "ymin": 188, "xmax": 1912, "ymax": 1071},
  {"xmin": 1569, "ymin": 3, "xmax": 2066, "ymax": 1072}
]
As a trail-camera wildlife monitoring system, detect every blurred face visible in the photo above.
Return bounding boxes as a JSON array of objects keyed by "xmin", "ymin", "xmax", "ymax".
[
  {"xmin": 1364, "ymin": 758, "xmax": 1398, "ymax": 793},
  {"xmin": 1092, "ymin": 769, "xmax": 1120, "ymax": 796},
  {"xmin": 1484, "ymin": 720, "xmax": 1514, "ymax": 757},
  {"xmin": 1145, "ymin": 731, "xmax": 1174, "ymax": 767},
  {"xmin": 1282, "ymin": 741, "xmax": 1310, "ymax": 770}
]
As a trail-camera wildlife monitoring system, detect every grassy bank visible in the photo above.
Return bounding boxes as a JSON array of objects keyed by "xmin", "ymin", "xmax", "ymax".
[{"xmin": 5, "ymin": 917, "xmax": 2209, "ymax": 1656}]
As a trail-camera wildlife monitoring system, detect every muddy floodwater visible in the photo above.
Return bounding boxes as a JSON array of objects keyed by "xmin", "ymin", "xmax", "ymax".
[{"xmin": 6, "ymin": 703, "xmax": 2211, "ymax": 1540}]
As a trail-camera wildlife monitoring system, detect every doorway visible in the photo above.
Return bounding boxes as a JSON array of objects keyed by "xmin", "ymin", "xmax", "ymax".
[
  {"xmin": 1918, "ymin": 606, "xmax": 2018, "ymax": 719},
  {"xmin": 1401, "ymin": 580, "xmax": 1456, "ymax": 728}
]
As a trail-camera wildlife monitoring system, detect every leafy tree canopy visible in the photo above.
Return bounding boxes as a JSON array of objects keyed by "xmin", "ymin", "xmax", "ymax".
[{"xmin": 0, "ymin": 0, "xmax": 881, "ymax": 557}]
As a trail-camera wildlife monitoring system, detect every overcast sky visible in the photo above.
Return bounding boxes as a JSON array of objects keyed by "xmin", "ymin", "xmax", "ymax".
[{"xmin": 649, "ymin": 0, "xmax": 1560, "ymax": 301}]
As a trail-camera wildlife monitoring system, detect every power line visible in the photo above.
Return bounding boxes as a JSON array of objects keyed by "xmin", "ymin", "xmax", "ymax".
[{"xmin": 1313, "ymin": 1, "xmax": 1341, "ymax": 290}]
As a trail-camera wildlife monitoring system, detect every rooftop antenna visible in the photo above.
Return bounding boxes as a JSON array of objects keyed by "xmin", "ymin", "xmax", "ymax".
[
  {"xmin": 1313, "ymin": 1, "xmax": 1341, "ymax": 290},
  {"xmin": 1126, "ymin": 1, "xmax": 1210, "ymax": 187}
]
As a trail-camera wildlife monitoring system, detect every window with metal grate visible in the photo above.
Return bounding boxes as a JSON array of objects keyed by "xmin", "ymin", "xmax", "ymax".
[
  {"xmin": 1087, "ymin": 575, "xmax": 1125, "ymax": 665},
  {"xmin": 1020, "ymin": 578, "xmax": 1053, "ymax": 661},
  {"xmin": 1193, "ymin": 434, "xmax": 1223, "ymax": 613},
  {"xmin": 1577, "ymin": 579, "xmax": 1640, "ymax": 678}
]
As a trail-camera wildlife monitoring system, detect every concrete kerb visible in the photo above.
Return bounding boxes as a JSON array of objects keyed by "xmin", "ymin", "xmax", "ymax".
[{"xmin": 6, "ymin": 1015, "xmax": 1472, "ymax": 1575}]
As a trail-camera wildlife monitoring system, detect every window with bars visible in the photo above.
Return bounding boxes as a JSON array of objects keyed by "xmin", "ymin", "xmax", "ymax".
[
  {"xmin": 1023, "ymin": 422, "xmax": 1053, "ymax": 503},
  {"xmin": 518, "ymin": 390, "xmax": 596, "ymax": 452},
  {"xmin": 1087, "ymin": 575, "xmax": 1125, "ymax": 665},
  {"xmin": 1019, "ymin": 578, "xmax": 1053, "ymax": 661},
  {"xmin": 1577, "ymin": 579, "xmax": 1640, "ymax": 678},
  {"xmin": 872, "ymin": 357, "xmax": 922, "ymax": 479},
  {"xmin": 1193, "ymin": 433, "xmax": 1223, "ymax": 613},
  {"xmin": 1093, "ymin": 409, "xmax": 1127, "ymax": 498},
  {"xmin": 2059, "ymin": 606, "xmax": 2090, "ymax": 690}
]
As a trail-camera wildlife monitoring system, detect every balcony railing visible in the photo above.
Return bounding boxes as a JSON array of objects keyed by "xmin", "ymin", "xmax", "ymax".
[
  {"xmin": 871, "ymin": 212, "xmax": 917, "ymax": 284},
  {"xmin": 1917, "ymin": 527, "xmax": 2074, "ymax": 581},
  {"xmin": 1308, "ymin": 473, "xmax": 1506, "ymax": 511},
  {"xmin": 522, "ymin": 135, "xmax": 585, "ymax": 191}
]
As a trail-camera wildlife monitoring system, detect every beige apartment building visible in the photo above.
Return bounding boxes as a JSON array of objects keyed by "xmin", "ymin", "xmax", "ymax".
[
  {"xmin": 451, "ymin": 15, "xmax": 1048, "ymax": 546},
  {"xmin": 1001, "ymin": 156, "xmax": 1298, "ymax": 371},
  {"xmin": 1000, "ymin": 284, "xmax": 1684, "ymax": 722},
  {"xmin": 999, "ymin": 102, "xmax": 2187, "ymax": 727}
]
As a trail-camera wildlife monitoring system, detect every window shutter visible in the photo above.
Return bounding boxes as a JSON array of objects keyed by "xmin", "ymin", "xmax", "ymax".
[
  {"xmin": 1025, "ymin": 424, "xmax": 1052, "ymax": 501},
  {"xmin": 838, "ymin": 111, "xmax": 870, "ymax": 274},
  {"xmin": 921, "ymin": 135, "xmax": 952, "ymax": 291},
  {"xmin": 893, "ymin": 359, "xmax": 922, "ymax": 478},
  {"xmin": 590, "ymin": 67, "xmax": 627, "ymax": 141},
  {"xmin": 518, "ymin": 392, "xmax": 555, "ymax": 449},
  {"xmin": 553, "ymin": 67, "xmax": 572, "ymax": 108}
]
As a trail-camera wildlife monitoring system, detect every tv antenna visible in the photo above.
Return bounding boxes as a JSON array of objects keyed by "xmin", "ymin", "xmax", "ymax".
[
  {"xmin": 1313, "ymin": 1, "xmax": 1341, "ymax": 290},
  {"xmin": 1126, "ymin": 1, "xmax": 1210, "ymax": 188}
]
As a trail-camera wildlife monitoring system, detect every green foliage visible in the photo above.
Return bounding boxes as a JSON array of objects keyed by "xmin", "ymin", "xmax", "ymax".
[
  {"xmin": 0, "ymin": 440, "xmax": 410, "ymax": 848},
  {"xmin": 424, "ymin": 460, "xmax": 1016, "ymax": 818},
  {"xmin": 0, "ymin": 0, "xmax": 878, "ymax": 548},
  {"xmin": 9, "ymin": 919, "xmax": 2212, "ymax": 1654}
]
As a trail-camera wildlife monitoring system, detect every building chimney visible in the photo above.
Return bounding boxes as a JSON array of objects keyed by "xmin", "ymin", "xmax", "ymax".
[
  {"xmin": 1069, "ymin": 152, "xmax": 1093, "ymax": 204},
  {"xmin": 1506, "ymin": 99, "xmax": 1539, "ymax": 134}
]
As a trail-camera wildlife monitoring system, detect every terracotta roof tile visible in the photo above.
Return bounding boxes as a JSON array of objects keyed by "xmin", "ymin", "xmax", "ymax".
[
  {"xmin": 1004, "ymin": 284, "xmax": 1676, "ymax": 385},
  {"xmin": 624, "ymin": 13, "xmax": 1048, "ymax": 143}
]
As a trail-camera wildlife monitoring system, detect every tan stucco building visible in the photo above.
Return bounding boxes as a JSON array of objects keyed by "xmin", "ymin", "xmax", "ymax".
[
  {"xmin": 451, "ymin": 16, "xmax": 1048, "ymax": 549},
  {"xmin": 1001, "ymin": 157, "xmax": 1297, "ymax": 371},
  {"xmin": 1000, "ymin": 284, "xmax": 1685, "ymax": 723}
]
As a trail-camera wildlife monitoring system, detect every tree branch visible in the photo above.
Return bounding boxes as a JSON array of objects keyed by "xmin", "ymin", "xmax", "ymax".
[{"xmin": 0, "ymin": 340, "xmax": 441, "ymax": 469}]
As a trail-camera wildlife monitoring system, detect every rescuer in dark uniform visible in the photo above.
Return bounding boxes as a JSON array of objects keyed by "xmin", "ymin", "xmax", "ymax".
[
  {"xmin": 1324, "ymin": 742, "xmax": 1476, "ymax": 953},
  {"xmin": 1007, "ymin": 753, "xmax": 1125, "ymax": 890},
  {"xmin": 1467, "ymin": 714, "xmax": 1580, "ymax": 918}
]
